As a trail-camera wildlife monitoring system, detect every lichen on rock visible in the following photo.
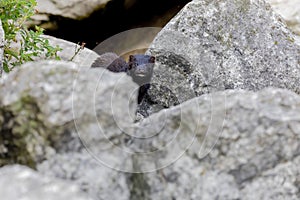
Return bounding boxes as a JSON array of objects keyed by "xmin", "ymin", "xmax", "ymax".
[{"xmin": 0, "ymin": 95, "xmax": 57, "ymax": 167}]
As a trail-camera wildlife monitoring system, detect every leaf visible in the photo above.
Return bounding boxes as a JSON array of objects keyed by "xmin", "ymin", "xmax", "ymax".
[{"xmin": 1, "ymin": 0, "xmax": 61, "ymax": 71}]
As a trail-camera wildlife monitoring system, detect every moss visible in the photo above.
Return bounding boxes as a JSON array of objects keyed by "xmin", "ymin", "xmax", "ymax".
[
  {"xmin": 46, "ymin": 68, "xmax": 58, "ymax": 76},
  {"xmin": 286, "ymin": 37, "xmax": 295, "ymax": 43},
  {"xmin": 235, "ymin": 0, "xmax": 251, "ymax": 13},
  {"xmin": 128, "ymin": 155, "xmax": 151, "ymax": 200},
  {"xmin": 0, "ymin": 94, "xmax": 60, "ymax": 168},
  {"xmin": 129, "ymin": 172, "xmax": 151, "ymax": 200}
]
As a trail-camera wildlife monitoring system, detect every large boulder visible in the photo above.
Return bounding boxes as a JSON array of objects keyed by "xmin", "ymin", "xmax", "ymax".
[
  {"xmin": 37, "ymin": 88, "xmax": 300, "ymax": 199},
  {"xmin": 143, "ymin": 0, "xmax": 300, "ymax": 116},
  {"xmin": 0, "ymin": 60, "xmax": 137, "ymax": 167},
  {"xmin": 1, "ymin": 0, "xmax": 300, "ymax": 199},
  {"xmin": 35, "ymin": 0, "xmax": 110, "ymax": 20},
  {"xmin": 38, "ymin": 152, "xmax": 131, "ymax": 200},
  {"xmin": 143, "ymin": 88, "xmax": 300, "ymax": 199},
  {"xmin": 1, "ymin": 60, "xmax": 300, "ymax": 199}
]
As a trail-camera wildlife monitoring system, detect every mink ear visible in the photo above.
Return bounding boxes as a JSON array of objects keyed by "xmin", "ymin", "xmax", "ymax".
[
  {"xmin": 150, "ymin": 56, "xmax": 155, "ymax": 63},
  {"xmin": 129, "ymin": 55, "xmax": 134, "ymax": 62}
]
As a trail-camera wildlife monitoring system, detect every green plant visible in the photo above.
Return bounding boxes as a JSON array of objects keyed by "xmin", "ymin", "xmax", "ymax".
[{"xmin": 0, "ymin": 0, "xmax": 61, "ymax": 73}]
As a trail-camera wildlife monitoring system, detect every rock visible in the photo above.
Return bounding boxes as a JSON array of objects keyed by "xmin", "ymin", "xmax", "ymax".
[
  {"xmin": 138, "ymin": 88, "xmax": 300, "ymax": 199},
  {"xmin": 37, "ymin": 88, "xmax": 300, "ymax": 199},
  {"xmin": 2, "ymin": 0, "xmax": 300, "ymax": 199},
  {"xmin": 1, "ymin": 59, "xmax": 300, "ymax": 199},
  {"xmin": 0, "ymin": 19, "xmax": 4, "ymax": 77},
  {"xmin": 241, "ymin": 155, "xmax": 300, "ymax": 200},
  {"xmin": 38, "ymin": 152, "xmax": 130, "ymax": 200},
  {"xmin": 44, "ymin": 35, "xmax": 99, "ymax": 66},
  {"xmin": 35, "ymin": 0, "xmax": 110, "ymax": 20},
  {"xmin": 0, "ymin": 60, "xmax": 138, "ymax": 167},
  {"xmin": 143, "ymin": 0, "xmax": 300, "ymax": 116},
  {"xmin": 0, "ymin": 164, "xmax": 95, "ymax": 200},
  {"xmin": 29, "ymin": 0, "xmax": 111, "ymax": 31},
  {"xmin": 267, "ymin": 0, "xmax": 300, "ymax": 35}
]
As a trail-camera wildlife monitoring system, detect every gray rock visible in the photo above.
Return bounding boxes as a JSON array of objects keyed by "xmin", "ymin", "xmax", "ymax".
[
  {"xmin": 144, "ymin": 0, "xmax": 300, "ymax": 116},
  {"xmin": 1, "ymin": 59, "xmax": 300, "ymax": 199},
  {"xmin": 0, "ymin": 164, "xmax": 95, "ymax": 200},
  {"xmin": 0, "ymin": 60, "xmax": 138, "ymax": 166},
  {"xmin": 38, "ymin": 152, "xmax": 130, "ymax": 200},
  {"xmin": 35, "ymin": 0, "xmax": 110, "ymax": 20},
  {"xmin": 44, "ymin": 35, "xmax": 99, "ymax": 66},
  {"xmin": 37, "ymin": 88, "xmax": 300, "ymax": 199},
  {"xmin": 135, "ymin": 88, "xmax": 300, "ymax": 199},
  {"xmin": 0, "ymin": 19, "xmax": 4, "ymax": 77},
  {"xmin": 241, "ymin": 155, "xmax": 300, "ymax": 200},
  {"xmin": 2, "ymin": 0, "xmax": 300, "ymax": 199}
]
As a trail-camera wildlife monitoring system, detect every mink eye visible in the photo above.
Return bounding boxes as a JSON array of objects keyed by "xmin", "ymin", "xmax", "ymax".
[
  {"xmin": 129, "ymin": 55, "xmax": 134, "ymax": 62},
  {"xmin": 149, "ymin": 56, "xmax": 155, "ymax": 63}
]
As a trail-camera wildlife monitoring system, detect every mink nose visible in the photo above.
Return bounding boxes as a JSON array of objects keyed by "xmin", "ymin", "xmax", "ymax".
[{"xmin": 134, "ymin": 65, "xmax": 148, "ymax": 76}]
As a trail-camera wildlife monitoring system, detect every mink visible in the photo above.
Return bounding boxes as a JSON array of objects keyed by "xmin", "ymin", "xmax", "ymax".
[
  {"xmin": 127, "ymin": 54, "xmax": 155, "ymax": 103},
  {"xmin": 91, "ymin": 53, "xmax": 155, "ymax": 104}
]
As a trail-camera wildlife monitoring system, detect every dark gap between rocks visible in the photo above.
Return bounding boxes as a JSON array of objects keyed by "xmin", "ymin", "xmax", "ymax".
[{"xmin": 44, "ymin": 0, "xmax": 191, "ymax": 50}]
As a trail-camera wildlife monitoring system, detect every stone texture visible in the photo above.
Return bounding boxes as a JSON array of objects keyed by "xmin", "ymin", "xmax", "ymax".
[
  {"xmin": 38, "ymin": 152, "xmax": 130, "ymax": 200},
  {"xmin": 35, "ymin": 0, "xmax": 110, "ymax": 20},
  {"xmin": 241, "ymin": 155, "xmax": 300, "ymax": 200},
  {"xmin": 1, "ymin": 0, "xmax": 300, "ymax": 199},
  {"xmin": 267, "ymin": 0, "xmax": 300, "ymax": 35},
  {"xmin": 44, "ymin": 35, "xmax": 99, "ymax": 67},
  {"xmin": 0, "ymin": 165, "xmax": 95, "ymax": 200},
  {"xmin": 0, "ymin": 60, "xmax": 137, "ymax": 166},
  {"xmin": 138, "ymin": 88, "xmax": 300, "ymax": 199},
  {"xmin": 37, "ymin": 88, "xmax": 300, "ymax": 199},
  {"xmin": 1, "ymin": 60, "xmax": 300, "ymax": 199},
  {"xmin": 143, "ymin": 0, "xmax": 300, "ymax": 116}
]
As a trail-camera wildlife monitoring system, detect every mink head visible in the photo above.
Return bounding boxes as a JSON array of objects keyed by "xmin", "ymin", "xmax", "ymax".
[{"xmin": 128, "ymin": 54, "xmax": 155, "ymax": 85}]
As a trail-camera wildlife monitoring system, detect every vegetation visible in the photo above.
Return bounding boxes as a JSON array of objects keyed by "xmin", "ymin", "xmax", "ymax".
[{"xmin": 0, "ymin": 0, "xmax": 61, "ymax": 73}]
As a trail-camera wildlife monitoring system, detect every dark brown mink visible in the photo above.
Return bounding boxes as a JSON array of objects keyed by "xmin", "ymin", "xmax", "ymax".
[{"xmin": 127, "ymin": 54, "xmax": 155, "ymax": 103}]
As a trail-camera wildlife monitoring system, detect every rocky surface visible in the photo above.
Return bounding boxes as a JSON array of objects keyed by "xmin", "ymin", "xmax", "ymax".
[
  {"xmin": 0, "ymin": 19, "xmax": 4, "ymax": 77},
  {"xmin": 44, "ymin": 35, "xmax": 99, "ymax": 66},
  {"xmin": 0, "ymin": 165, "xmax": 95, "ymax": 200},
  {"xmin": 267, "ymin": 0, "xmax": 300, "ymax": 35},
  {"xmin": 37, "ymin": 88, "xmax": 300, "ymax": 199},
  {"xmin": 1, "ymin": 62, "xmax": 300, "ymax": 199},
  {"xmin": 1, "ymin": 0, "xmax": 300, "ymax": 199},
  {"xmin": 35, "ymin": 0, "xmax": 110, "ymax": 20},
  {"xmin": 38, "ymin": 152, "xmax": 131, "ymax": 200},
  {"xmin": 143, "ymin": 88, "xmax": 300, "ymax": 199},
  {"xmin": 0, "ymin": 60, "xmax": 137, "ymax": 167},
  {"xmin": 143, "ymin": 0, "xmax": 300, "ymax": 116}
]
